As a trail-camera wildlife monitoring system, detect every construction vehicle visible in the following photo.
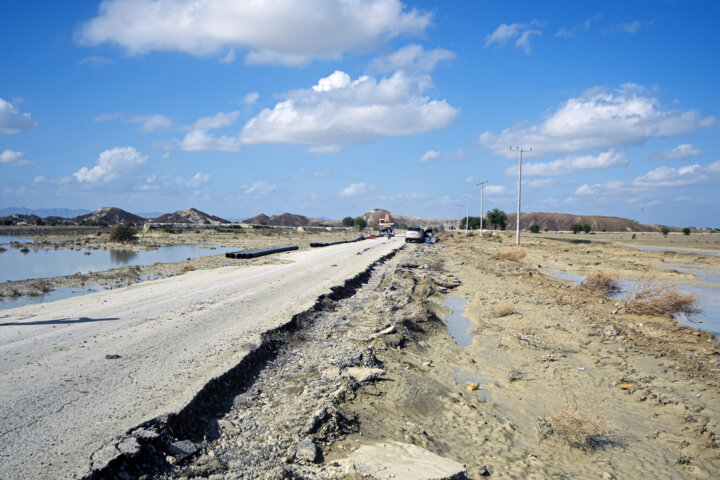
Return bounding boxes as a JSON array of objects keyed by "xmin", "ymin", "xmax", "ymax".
[{"xmin": 378, "ymin": 213, "xmax": 394, "ymax": 237}]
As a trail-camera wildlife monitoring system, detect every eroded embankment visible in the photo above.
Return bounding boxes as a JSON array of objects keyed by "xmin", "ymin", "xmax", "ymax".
[{"xmin": 83, "ymin": 246, "xmax": 407, "ymax": 479}]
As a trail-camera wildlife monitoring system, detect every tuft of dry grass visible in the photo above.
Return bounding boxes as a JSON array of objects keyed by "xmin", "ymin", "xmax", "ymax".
[
  {"xmin": 622, "ymin": 273, "xmax": 700, "ymax": 317},
  {"xmin": 579, "ymin": 271, "xmax": 621, "ymax": 296},
  {"xmin": 492, "ymin": 304, "xmax": 517, "ymax": 318},
  {"xmin": 491, "ymin": 248, "xmax": 526, "ymax": 261},
  {"xmin": 508, "ymin": 367, "xmax": 524, "ymax": 382},
  {"xmin": 536, "ymin": 378, "xmax": 611, "ymax": 450}
]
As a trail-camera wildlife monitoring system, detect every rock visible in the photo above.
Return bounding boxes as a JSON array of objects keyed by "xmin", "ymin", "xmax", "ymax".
[
  {"xmin": 375, "ymin": 325, "xmax": 396, "ymax": 336},
  {"xmin": 602, "ymin": 472, "xmax": 614, "ymax": 479},
  {"xmin": 295, "ymin": 438, "xmax": 318, "ymax": 463},
  {"xmin": 603, "ymin": 325, "xmax": 621, "ymax": 337},
  {"xmin": 343, "ymin": 441, "xmax": 466, "ymax": 480},
  {"xmin": 168, "ymin": 440, "xmax": 198, "ymax": 460},
  {"xmin": 477, "ymin": 465, "xmax": 493, "ymax": 476},
  {"xmin": 379, "ymin": 333, "xmax": 404, "ymax": 349},
  {"xmin": 345, "ymin": 367, "xmax": 385, "ymax": 383}
]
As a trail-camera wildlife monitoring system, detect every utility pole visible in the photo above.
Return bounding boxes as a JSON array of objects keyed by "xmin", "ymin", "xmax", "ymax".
[
  {"xmin": 510, "ymin": 146, "xmax": 531, "ymax": 246},
  {"xmin": 464, "ymin": 194, "xmax": 471, "ymax": 236},
  {"xmin": 476, "ymin": 180, "xmax": 488, "ymax": 234},
  {"xmin": 456, "ymin": 204, "xmax": 463, "ymax": 232}
]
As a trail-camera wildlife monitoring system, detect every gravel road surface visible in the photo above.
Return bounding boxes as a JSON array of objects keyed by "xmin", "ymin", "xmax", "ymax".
[{"xmin": 0, "ymin": 237, "xmax": 400, "ymax": 479}]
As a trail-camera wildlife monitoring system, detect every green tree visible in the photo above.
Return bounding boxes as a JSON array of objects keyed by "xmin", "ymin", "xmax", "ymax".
[
  {"xmin": 342, "ymin": 216, "xmax": 354, "ymax": 227},
  {"xmin": 460, "ymin": 216, "xmax": 483, "ymax": 230},
  {"xmin": 660, "ymin": 226, "xmax": 670, "ymax": 237},
  {"xmin": 582, "ymin": 224, "xmax": 591, "ymax": 234},
  {"xmin": 682, "ymin": 227, "xmax": 691, "ymax": 235},
  {"xmin": 529, "ymin": 223, "xmax": 540, "ymax": 233},
  {"xmin": 109, "ymin": 223, "xmax": 138, "ymax": 243},
  {"xmin": 570, "ymin": 223, "xmax": 583, "ymax": 234},
  {"xmin": 485, "ymin": 209, "xmax": 507, "ymax": 230},
  {"xmin": 354, "ymin": 217, "xmax": 367, "ymax": 230}
]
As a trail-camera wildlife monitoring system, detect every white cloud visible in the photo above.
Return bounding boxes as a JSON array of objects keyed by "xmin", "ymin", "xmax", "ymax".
[
  {"xmin": 464, "ymin": 176, "xmax": 475, "ymax": 184},
  {"xmin": 525, "ymin": 179, "xmax": 556, "ymax": 189},
  {"xmin": 188, "ymin": 111, "xmax": 241, "ymax": 131},
  {"xmin": 369, "ymin": 44, "xmax": 455, "ymax": 73},
  {"xmin": 556, "ymin": 14, "xmax": 602, "ymax": 38},
  {"xmin": 73, "ymin": 146, "xmax": 147, "ymax": 183},
  {"xmin": 0, "ymin": 97, "xmax": 37, "ymax": 134},
  {"xmin": 650, "ymin": 143, "xmax": 702, "ymax": 161},
  {"xmin": 617, "ymin": 21, "xmax": 642, "ymax": 34},
  {"xmin": 245, "ymin": 181, "xmax": 276, "ymax": 196},
  {"xmin": 485, "ymin": 21, "xmax": 544, "ymax": 54},
  {"xmin": 178, "ymin": 130, "xmax": 242, "ymax": 152},
  {"xmin": 419, "ymin": 150, "xmax": 439, "ymax": 162},
  {"xmin": 186, "ymin": 172, "xmax": 210, "ymax": 188},
  {"xmin": 485, "ymin": 185, "xmax": 508, "ymax": 195},
  {"xmin": 219, "ymin": 48, "xmax": 236, "ymax": 63},
  {"xmin": 0, "ymin": 149, "xmax": 33, "ymax": 166},
  {"xmin": 78, "ymin": 0, "xmax": 431, "ymax": 66},
  {"xmin": 338, "ymin": 182, "xmax": 368, "ymax": 196},
  {"xmin": 94, "ymin": 112, "xmax": 172, "ymax": 133},
  {"xmin": 313, "ymin": 171, "xmax": 333, "ymax": 177},
  {"xmin": 240, "ymin": 70, "xmax": 457, "ymax": 151},
  {"xmin": 243, "ymin": 92, "xmax": 259, "ymax": 105},
  {"xmin": 479, "ymin": 85, "xmax": 713, "ymax": 158},
  {"xmin": 510, "ymin": 149, "xmax": 628, "ymax": 177}
]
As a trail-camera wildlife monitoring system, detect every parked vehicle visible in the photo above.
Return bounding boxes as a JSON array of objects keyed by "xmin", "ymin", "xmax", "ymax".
[{"xmin": 405, "ymin": 226, "xmax": 425, "ymax": 243}]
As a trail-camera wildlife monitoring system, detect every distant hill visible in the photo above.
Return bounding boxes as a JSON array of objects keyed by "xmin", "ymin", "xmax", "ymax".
[
  {"xmin": 505, "ymin": 212, "xmax": 672, "ymax": 232},
  {"xmin": 243, "ymin": 212, "xmax": 330, "ymax": 227},
  {"xmin": 150, "ymin": 208, "xmax": 228, "ymax": 224},
  {"xmin": 0, "ymin": 207, "xmax": 91, "ymax": 218},
  {"xmin": 73, "ymin": 207, "xmax": 146, "ymax": 225}
]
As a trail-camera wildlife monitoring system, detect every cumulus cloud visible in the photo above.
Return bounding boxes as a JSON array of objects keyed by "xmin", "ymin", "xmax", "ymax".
[
  {"xmin": 575, "ymin": 160, "xmax": 720, "ymax": 195},
  {"xmin": 78, "ymin": 0, "xmax": 431, "ymax": 66},
  {"xmin": 485, "ymin": 185, "xmax": 508, "ymax": 195},
  {"xmin": 650, "ymin": 143, "xmax": 702, "ymax": 161},
  {"xmin": 0, "ymin": 97, "xmax": 37, "ymax": 134},
  {"xmin": 419, "ymin": 150, "xmax": 439, "ymax": 162},
  {"xmin": 0, "ymin": 149, "xmax": 33, "ymax": 166},
  {"xmin": 245, "ymin": 181, "xmax": 276, "ymax": 196},
  {"xmin": 240, "ymin": 70, "xmax": 457, "ymax": 151},
  {"xmin": 178, "ymin": 130, "xmax": 243, "ymax": 152},
  {"xmin": 338, "ymin": 182, "xmax": 368, "ymax": 196},
  {"xmin": 480, "ymin": 85, "xmax": 713, "ymax": 158},
  {"xmin": 369, "ymin": 44, "xmax": 455, "ymax": 73},
  {"xmin": 510, "ymin": 149, "xmax": 628, "ymax": 177},
  {"xmin": 73, "ymin": 146, "xmax": 147, "ymax": 183},
  {"xmin": 485, "ymin": 21, "xmax": 544, "ymax": 54},
  {"xmin": 188, "ymin": 111, "xmax": 241, "ymax": 131},
  {"xmin": 243, "ymin": 92, "xmax": 259, "ymax": 105}
]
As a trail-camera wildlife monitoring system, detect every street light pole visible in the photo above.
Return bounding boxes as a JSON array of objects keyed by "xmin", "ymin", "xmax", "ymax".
[
  {"xmin": 509, "ymin": 147, "xmax": 531, "ymax": 246},
  {"xmin": 464, "ymin": 194, "xmax": 471, "ymax": 236},
  {"xmin": 476, "ymin": 180, "xmax": 487, "ymax": 234}
]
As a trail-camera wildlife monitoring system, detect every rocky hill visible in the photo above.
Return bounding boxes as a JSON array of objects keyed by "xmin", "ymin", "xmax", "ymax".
[
  {"xmin": 73, "ymin": 207, "xmax": 146, "ymax": 225},
  {"xmin": 243, "ymin": 213, "xmax": 270, "ymax": 224},
  {"xmin": 150, "ymin": 208, "xmax": 228, "ymax": 224},
  {"xmin": 243, "ymin": 212, "xmax": 330, "ymax": 227},
  {"xmin": 505, "ymin": 212, "xmax": 670, "ymax": 232}
]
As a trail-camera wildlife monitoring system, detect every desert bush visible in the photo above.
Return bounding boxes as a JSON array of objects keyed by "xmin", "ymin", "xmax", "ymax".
[
  {"xmin": 492, "ymin": 304, "xmax": 517, "ymax": 317},
  {"xmin": 109, "ymin": 223, "xmax": 137, "ymax": 243},
  {"xmin": 623, "ymin": 273, "xmax": 699, "ymax": 317},
  {"xmin": 582, "ymin": 224, "xmax": 591, "ymax": 234},
  {"xmin": 508, "ymin": 367, "xmax": 524, "ymax": 382},
  {"xmin": 529, "ymin": 223, "xmax": 540, "ymax": 233},
  {"xmin": 486, "ymin": 208, "xmax": 507, "ymax": 230},
  {"xmin": 570, "ymin": 223, "xmax": 582, "ymax": 234},
  {"xmin": 579, "ymin": 272, "xmax": 621, "ymax": 296},
  {"xmin": 342, "ymin": 216, "xmax": 354, "ymax": 227},
  {"xmin": 354, "ymin": 217, "xmax": 367, "ymax": 230},
  {"xmin": 660, "ymin": 226, "xmax": 670, "ymax": 237},
  {"xmin": 536, "ymin": 379, "xmax": 610, "ymax": 450},
  {"xmin": 491, "ymin": 249, "xmax": 526, "ymax": 261},
  {"xmin": 682, "ymin": 227, "xmax": 691, "ymax": 235}
]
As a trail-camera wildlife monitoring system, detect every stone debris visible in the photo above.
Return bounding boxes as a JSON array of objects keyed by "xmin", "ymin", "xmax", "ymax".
[
  {"xmin": 295, "ymin": 438, "xmax": 319, "ymax": 463},
  {"xmin": 168, "ymin": 440, "xmax": 198, "ymax": 460},
  {"xmin": 345, "ymin": 366, "xmax": 386, "ymax": 383},
  {"xmin": 342, "ymin": 441, "xmax": 466, "ymax": 480},
  {"xmin": 603, "ymin": 325, "xmax": 621, "ymax": 337}
]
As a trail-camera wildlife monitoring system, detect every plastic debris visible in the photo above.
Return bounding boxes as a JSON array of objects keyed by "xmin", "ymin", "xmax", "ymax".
[{"xmin": 466, "ymin": 383, "xmax": 480, "ymax": 391}]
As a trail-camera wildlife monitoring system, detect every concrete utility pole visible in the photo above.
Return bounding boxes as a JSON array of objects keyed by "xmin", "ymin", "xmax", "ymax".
[
  {"xmin": 464, "ymin": 194, "xmax": 471, "ymax": 236},
  {"xmin": 456, "ymin": 204, "xmax": 463, "ymax": 231},
  {"xmin": 476, "ymin": 180, "xmax": 488, "ymax": 234},
  {"xmin": 510, "ymin": 146, "xmax": 531, "ymax": 246}
]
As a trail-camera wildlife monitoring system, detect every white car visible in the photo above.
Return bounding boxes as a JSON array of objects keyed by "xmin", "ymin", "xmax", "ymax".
[{"xmin": 405, "ymin": 226, "xmax": 425, "ymax": 243}]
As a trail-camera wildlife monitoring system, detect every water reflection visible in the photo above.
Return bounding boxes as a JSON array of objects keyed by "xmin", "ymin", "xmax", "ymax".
[{"xmin": 109, "ymin": 249, "xmax": 138, "ymax": 264}]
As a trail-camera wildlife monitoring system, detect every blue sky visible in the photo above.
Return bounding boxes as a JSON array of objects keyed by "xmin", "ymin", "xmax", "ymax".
[{"xmin": 1, "ymin": 0, "xmax": 719, "ymax": 226}]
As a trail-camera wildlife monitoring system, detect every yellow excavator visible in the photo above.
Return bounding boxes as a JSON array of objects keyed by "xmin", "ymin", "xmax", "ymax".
[{"xmin": 378, "ymin": 213, "xmax": 394, "ymax": 238}]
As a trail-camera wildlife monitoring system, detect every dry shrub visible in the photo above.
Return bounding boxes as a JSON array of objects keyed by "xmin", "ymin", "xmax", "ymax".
[
  {"xmin": 492, "ymin": 304, "xmax": 517, "ymax": 317},
  {"xmin": 508, "ymin": 367, "xmax": 524, "ymax": 382},
  {"xmin": 579, "ymin": 271, "xmax": 620, "ymax": 296},
  {"xmin": 536, "ymin": 379, "xmax": 610, "ymax": 450},
  {"xmin": 492, "ymin": 248, "xmax": 526, "ymax": 261},
  {"xmin": 623, "ymin": 273, "xmax": 699, "ymax": 317}
]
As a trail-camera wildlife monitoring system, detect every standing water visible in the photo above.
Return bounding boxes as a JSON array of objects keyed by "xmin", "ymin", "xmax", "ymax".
[{"xmin": 443, "ymin": 296, "xmax": 474, "ymax": 347}]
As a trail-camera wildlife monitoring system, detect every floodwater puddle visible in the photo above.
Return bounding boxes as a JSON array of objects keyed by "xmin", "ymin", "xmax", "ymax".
[
  {"xmin": 443, "ymin": 296, "xmax": 474, "ymax": 347},
  {"xmin": 542, "ymin": 265, "xmax": 720, "ymax": 337},
  {"xmin": 0, "ymin": 244, "xmax": 229, "ymax": 283},
  {"xmin": 0, "ymin": 285, "xmax": 103, "ymax": 309},
  {"xmin": 628, "ymin": 245, "xmax": 720, "ymax": 258}
]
